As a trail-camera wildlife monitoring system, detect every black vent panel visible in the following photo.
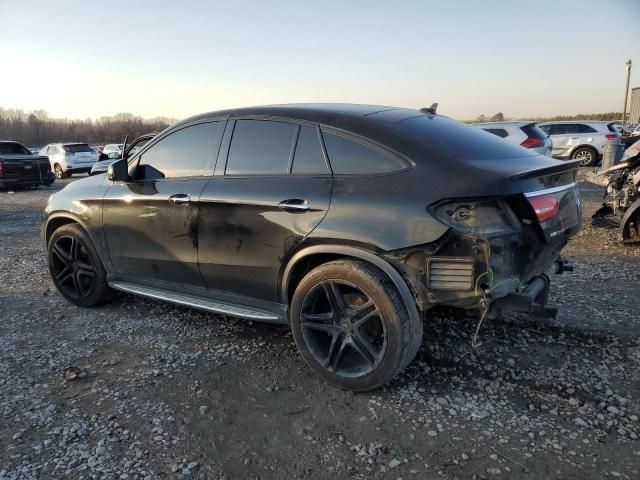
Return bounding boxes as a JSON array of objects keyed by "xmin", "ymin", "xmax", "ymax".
[{"xmin": 427, "ymin": 257, "xmax": 475, "ymax": 291}]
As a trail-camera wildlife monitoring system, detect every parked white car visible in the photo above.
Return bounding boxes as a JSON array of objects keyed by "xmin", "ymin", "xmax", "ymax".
[
  {"xmin": 102, "ymin": 144, "xmax": 124, "ymax": 156},
  {"xmin": 471, "ymin": 121, "xmax": 551, "ymax": 156},
  {"xmin": 537, "ymin": 121, "xmax": 620, "ymax": 166},
  {"xmin": 39, "ymin": 143, "xmax": 98, "ymax": 178}
]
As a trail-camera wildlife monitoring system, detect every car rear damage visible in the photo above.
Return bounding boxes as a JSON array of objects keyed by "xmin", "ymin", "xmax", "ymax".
[{"xmin": 383, "ymin": 160, "xmax": 581, "ymax": 326}]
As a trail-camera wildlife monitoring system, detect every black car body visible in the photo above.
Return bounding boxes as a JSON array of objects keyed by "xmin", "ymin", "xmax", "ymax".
[
  {"xmin": 42, "ymin": 104, "xmax": 581, "ymax": 390},
  {"xmin": 0, "ymin": 141, "xmax": 54, "ymax": 188}
]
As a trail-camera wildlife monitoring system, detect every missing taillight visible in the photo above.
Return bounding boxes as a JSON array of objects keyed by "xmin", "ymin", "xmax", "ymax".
[
  {"xmin": 527, "ymin": 195, "xmax": 559, "ymax": 223},
  {"xmin": 0, "ymin": 160, "xmax": 4, "ymax": 177}
]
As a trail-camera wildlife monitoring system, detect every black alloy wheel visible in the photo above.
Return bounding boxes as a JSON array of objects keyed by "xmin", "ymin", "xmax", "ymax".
[
  {"xmin": 48, "ymin": 224, "xmax": 112, "ymax": 307},
  {"xmin": 299, "ymin": 279, "xmax": 387, "ymax": 377},
  {"xmin": 50, "ymin": 235, "xmax": 96, "ymax": 299},
  {"xmin": 290, "ymin": 260, "xmax": 422, "ymax": 391}
]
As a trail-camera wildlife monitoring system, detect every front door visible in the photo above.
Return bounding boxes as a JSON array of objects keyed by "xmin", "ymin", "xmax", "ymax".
[
  {"xmin": 102, "ymin": 120, "xmax": 226, "ymax": 287},
  {"xmin": 198, "ymin": 120, "xmax": 333, "ymax": 301}
]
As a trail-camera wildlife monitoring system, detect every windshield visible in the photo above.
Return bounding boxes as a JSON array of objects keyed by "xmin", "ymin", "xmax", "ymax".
[
  {"xmin": 0, "ymin": 142, "xmax": 32, "ymax": 155},
  {"xmin": 63, "ymin": 144, "xmax": 94, "ymax": 153},
  {"xmin": 400, "ymin": 115, "xmax": 538, "ymax": 160}
]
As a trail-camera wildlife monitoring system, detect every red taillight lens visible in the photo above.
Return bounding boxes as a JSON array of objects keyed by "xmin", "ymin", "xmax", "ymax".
[
  {"xmin": 0, "ymin": 160, "xmax": 4, "ymax": 177},
  {"xmin": 528, "ymin": 195, "xmax": 559, "ymax": 223},
  {"xmin": 605, "ymin": 133, "xmax": 619, "ymax": 140},
  {"xmin": 520, "ymin": 136, "xmax": 544, "ymax": 148}
]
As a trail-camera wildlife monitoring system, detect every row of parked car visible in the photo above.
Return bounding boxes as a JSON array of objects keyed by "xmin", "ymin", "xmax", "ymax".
[
  {"xmin": 472, "ymin": 119, "xmax": 640, "ymax": 166},
  {"xmin": 0, "ymin": 137, "xmax": 154, "ymax": 189}
]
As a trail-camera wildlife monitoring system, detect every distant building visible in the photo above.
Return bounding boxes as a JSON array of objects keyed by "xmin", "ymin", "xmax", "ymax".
[{"xmin": 630, "ymin": 87, "xmax": 640, "ymax": 125}]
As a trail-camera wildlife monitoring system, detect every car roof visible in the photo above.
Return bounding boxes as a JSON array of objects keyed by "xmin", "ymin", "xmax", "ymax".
[
  {"xmin": 180, "ymin": 103, "xmax": 424, "ymax": 127},
  {"xmin": 538, "ymin": 120, "xmax": 616, "ymax": 125},
  {"xmin": 472, "ymin": 121, "xmax": 533, "ymax": 127}
]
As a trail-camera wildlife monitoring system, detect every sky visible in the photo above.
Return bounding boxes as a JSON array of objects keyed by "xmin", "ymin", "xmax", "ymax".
[{"xmin": 0, "ymin": 0, "xmax": 638, "ymax": 121}]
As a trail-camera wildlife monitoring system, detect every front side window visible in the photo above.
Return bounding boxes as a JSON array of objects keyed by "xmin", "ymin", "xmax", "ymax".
[
  {"xmin": 321, "ymin": 130, "xmax": 406, "ymax": 175},
  {"xmin": 291, "ymin": 126, "xmax": 328, "ymax": 174},
  {"xmin": 137, "ymin": 122, "xmax": 223, "ymax": 180},
  {"xmin": 226, "ymin": 120, "xmax": 297, "ymax": 175}
]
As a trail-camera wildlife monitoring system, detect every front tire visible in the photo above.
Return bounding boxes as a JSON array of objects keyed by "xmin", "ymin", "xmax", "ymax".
[
  {"xmin": 572, "ymin": 146, "xmax": 598, "ymax": 167},
  {"xmin": 47, "ymin": 224, "xmax": 112, "ymax": 307},
  {"xmin": 290, "ymin": 260, "xmax": 422, "ymax": 391}
]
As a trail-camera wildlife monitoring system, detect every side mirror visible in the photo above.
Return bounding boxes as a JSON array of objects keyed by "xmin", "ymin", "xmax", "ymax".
[{"xmin": 107, "ymin": 158, "xmax": 129, "ymax": 182}]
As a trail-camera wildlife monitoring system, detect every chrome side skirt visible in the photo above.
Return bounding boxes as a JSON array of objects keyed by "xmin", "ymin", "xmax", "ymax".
[{"xmin": 109, "ymin": 281, "xmax": 280, "ymax": 322}]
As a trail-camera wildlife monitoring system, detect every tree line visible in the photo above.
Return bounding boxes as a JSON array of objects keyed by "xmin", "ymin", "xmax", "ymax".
[
  {"xmin": 0, "ymin": 108, "xmax": 174, "ymax": 147},
  {"xmin": 467, "ymin": 111, "xmax": 623, "ymax": 124}
]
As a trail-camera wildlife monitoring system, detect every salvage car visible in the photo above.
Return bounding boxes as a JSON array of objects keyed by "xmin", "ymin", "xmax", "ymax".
[
  {"xmin": 0, "ymin": 140, "xmax": 54, "ymax": 189},
  {"xmin": 42, "ymin": 104, "xmax": 581, "ymax": 391},
  {"xmin": 471, "ymin": 121, "xmax": 552, "ymax": 156}
]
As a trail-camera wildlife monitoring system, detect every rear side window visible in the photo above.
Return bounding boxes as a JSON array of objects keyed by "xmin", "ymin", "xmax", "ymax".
[
  {"xmin": 576, "ymin": 123, "xmax": 597, "ymax": 134},
  {"xmin": 63, "ymin": 144, "xmax": 94, "ymax": 153},
  {"xmin": 226, "ymin": 120, "xmax": 297, "ymax": 175},
  {"xmin": 291, "ymin": 126, "xmax": 328, "ymax": 174},
  {"xmin": 321, "ymin": 130, "xmax": 406, "ymax": 174},
  {"xmin": 482, "ymin": 128, "xmax": 508, "ymax": 138},
  {"xmin": 137, "ymin": 121, "xmax": 223, "ymax": 180},
  {"xmin": 607, "ymin": 123, "xmax": 620, "ymax": 133}
]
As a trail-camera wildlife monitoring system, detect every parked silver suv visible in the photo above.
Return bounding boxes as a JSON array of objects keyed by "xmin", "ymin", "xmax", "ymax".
[
  {"xmin": 472, "ymin": 121, "xmax": 551, "ymax": 156},
  {"xmin": 538, "ymin": 121, "xmax": 620, "ymax": 166},
  {"xmin": 39, "ymin": 143, "xmax": 98, "ymax": 178}
]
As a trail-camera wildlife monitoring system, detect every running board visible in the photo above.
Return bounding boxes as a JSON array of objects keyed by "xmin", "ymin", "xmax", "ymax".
[{"xmin": 109, "ymin": 281, "xmax": 280, "ymax": 322}]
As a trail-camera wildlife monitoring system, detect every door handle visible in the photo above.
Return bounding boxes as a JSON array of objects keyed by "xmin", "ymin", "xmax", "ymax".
[
  {"xmin": 169, "ymin": 194, "xmax": 192, "ymax": 205},
  {"xmin": 278, "ymin": 199, "xmax": 310, "ymax": 212}
]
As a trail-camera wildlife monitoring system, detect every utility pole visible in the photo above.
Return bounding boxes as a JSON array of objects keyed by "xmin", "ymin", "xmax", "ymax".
[{"xmin": 622, "ymin": 59, "xmax": 632, "ymax": 129}]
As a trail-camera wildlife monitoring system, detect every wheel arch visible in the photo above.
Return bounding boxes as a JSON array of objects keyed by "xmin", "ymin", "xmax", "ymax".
[
  {"xmin": 43, "ymin": 213, "xmax": 84, "ymax": 246},
  {"xmin": 620, "ymin": 198, "xmax": 640, "ymax": 241},
  {"xmin": 281, "ymin": 245, "xmax": 421, "ymax": 326},
  {"xmin": 570, "ymin": 144, "xmax": 600, "ymax": 159}
]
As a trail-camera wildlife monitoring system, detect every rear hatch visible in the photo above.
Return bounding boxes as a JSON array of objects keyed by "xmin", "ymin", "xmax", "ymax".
[
  {"xmin": 64, "ymin": 144, "xmax": 97, "ymax": 164},
  {"xmin": 511, "ymin": 161, "xmax": 581, "ymax": 243}
]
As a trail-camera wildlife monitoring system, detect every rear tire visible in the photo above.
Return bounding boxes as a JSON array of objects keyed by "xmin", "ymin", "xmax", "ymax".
[
  {"xmin": 290, "ymin": 260, "xmax": 422, "ymax": 391},
  {"xmin": 54, "ymin": 164, "xmax": 67, "ymax": 179},
  {"xmin": 48, "ymin": 224, "xmax": 112, "ymax": 307},
  {"xmin": 572, "ymin": 146, "xmax": 598, "ymax": 167}
]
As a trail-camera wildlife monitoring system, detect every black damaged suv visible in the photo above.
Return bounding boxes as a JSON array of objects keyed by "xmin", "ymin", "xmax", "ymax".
[{"xmin": 43, "ymin": 104, "xmax": 581, "ymax": 391}]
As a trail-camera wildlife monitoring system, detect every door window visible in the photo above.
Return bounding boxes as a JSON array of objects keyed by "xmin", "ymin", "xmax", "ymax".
[
  {"xmin": 291, "ymin": 126, "xmax": 328, "ymax": 174},
  {"xmin": 321, "ymin": 130, "xmax": 406, "ymax": 174},
  {"xmin": 136, "ymin": 122, "xmax": 223, "ymax": 180},
  {"xmin": 576, "ymin": 123, "xmax": 597, "ymax": 134},
  {"xmin": 226, "ymin": 120, "xmax": 297, "ymax": 175}
]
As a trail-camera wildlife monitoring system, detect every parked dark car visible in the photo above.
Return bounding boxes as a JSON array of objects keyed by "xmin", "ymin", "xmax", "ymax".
[
  {"xmin": 0, "ymin": 141, "xmax": 54, "ymax": 189},
  {"xmin": 42, "ymin": 104, "xmax": 581, "ymax": 390}
]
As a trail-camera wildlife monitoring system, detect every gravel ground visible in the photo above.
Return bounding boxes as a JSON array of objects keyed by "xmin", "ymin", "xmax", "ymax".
[{"xmin": 1, "ymin": 176, "xmax": 638, "ymax": 479}]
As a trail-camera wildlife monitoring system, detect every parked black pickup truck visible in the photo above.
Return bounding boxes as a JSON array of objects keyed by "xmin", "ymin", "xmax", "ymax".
[{"xmin": 0, "ymin": 141, "xmax": 54, "ymax": 189}]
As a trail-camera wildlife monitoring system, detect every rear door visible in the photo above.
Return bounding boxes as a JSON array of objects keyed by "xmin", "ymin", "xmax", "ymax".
[
  {"xmin": 548, "ymin": 124, "xmax": 578, "ymax": 157},
  {"xmin": 198, "ymin": 119, "xmax": 333, "ymax": 301},
  {"xmin": 102, "ymin": 121, "xmax": 225, "ymax": 286}
]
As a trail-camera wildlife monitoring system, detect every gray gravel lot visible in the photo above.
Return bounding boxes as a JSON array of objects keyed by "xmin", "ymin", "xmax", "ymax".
[{"xmin": 1, "ymin": 177, "xmax": 639, "ymax": 479}]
